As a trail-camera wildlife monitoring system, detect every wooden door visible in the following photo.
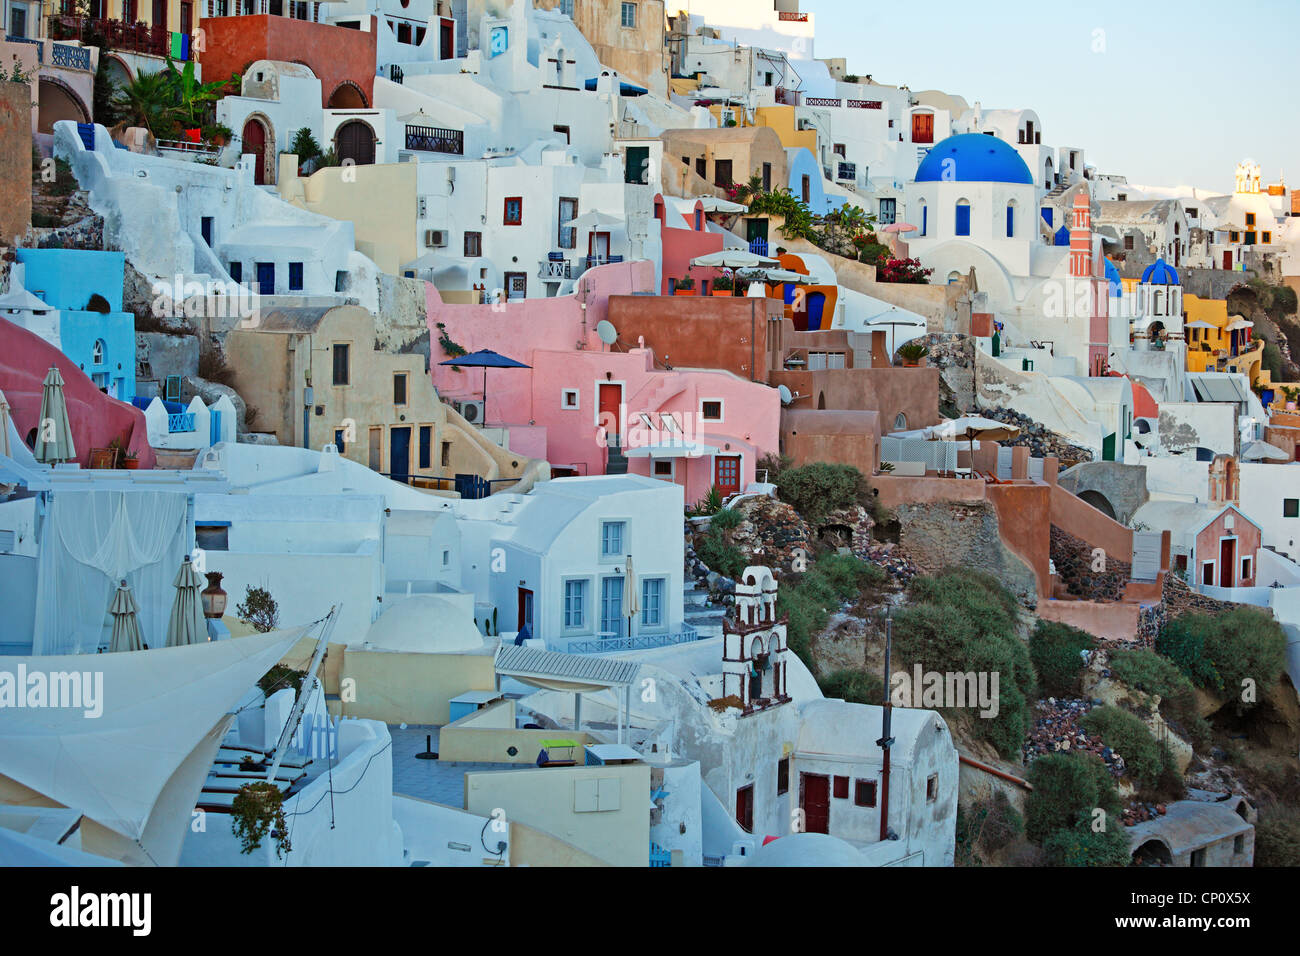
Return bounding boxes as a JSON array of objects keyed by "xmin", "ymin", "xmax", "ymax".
[
  {"xmin": 517, "ymin": 586, "xmax": 533, "ymax": 630},
  {"xmin": 440, "ymin": 18, "xmax": 453, "ymax": 58},
  {"xmin": 912, "ymin": 112, "xmax": 933, "ymax": 144},
  {"xmin": 241, "ymin": 119, "xmax": 265, "ymax": 185},
  {"xmin": 1220, "ymin": 538, "xmax": 1235, "ymax": 587},
  {"xmin": 714, "ymin": 455, "xmax": 741, "ymax": 497},
  {"xmin": 389, "ymin": 425, "xmax": 410, "ymax": 483},
  {"xmin": 368, "ymin": 426, "xmax": 382, "ymax": 471},
  {"xmin": 800, "ymin": 773, "xmax": 829, "ymax": 834},
  {"xmin": 336, "ymin": 120, "xmax": 375, "ymax": 166},
  {"xmin": 736, "ymin": 784, "xmax": 754, "ymax": 833},
  {"xmin": 1223, "ymin": 251, "xmax": 1232, "ymax": 270},
  {"xmin": 598, "ymin": 383, "xmax": 622, "ymax": 445},
  {"xmin": 255, "ymin": 262, "xmax": 275, "ymax": 296}
]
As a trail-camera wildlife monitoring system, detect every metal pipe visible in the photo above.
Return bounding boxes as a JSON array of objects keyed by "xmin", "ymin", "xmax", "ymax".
[
  {"xmin": 959, "ymin": 754, "xmax": 1034, "ymax": 790},
  {"xmin": 877, "ymin": 610, "xmax": 894, "ymax": 842}
]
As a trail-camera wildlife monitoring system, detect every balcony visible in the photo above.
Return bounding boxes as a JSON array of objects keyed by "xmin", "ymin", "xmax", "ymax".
[
  {"xmin": 774, "ymin": 86, "xmax": 799, "ymax": 106},
  {"xmin": 167, "ymin": 412, "xmax": 196, "ymax": 433},
  {"xmin": 404, "ymin": 124, "xmax": 463, "ymax": 155},
  {"xmin": 835, "ymin": 161, "xmax": 857, "ymax": 182},
  {"xmin": 777, "ymin": 11, "xmax": 809, "ymax": 21},
  {"xmin": 567, "ymin": 625, "xmax": 699, "ymax": 654},
  {"xmin": 47, "ymin": 15, "xmax": 170, "ymax": 57},
  {"xmin": 538, "ymin": 256, "xmax": 572, "ymax": 280}
]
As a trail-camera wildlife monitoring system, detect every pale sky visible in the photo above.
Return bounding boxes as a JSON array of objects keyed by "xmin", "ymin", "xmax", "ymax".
[{"xmin": 809, "ymin": 0, "xmax": 1297, "ymax": 194}]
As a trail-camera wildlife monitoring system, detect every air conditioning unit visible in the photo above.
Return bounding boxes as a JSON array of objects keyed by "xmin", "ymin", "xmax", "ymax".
[
  {"xmin": 455, "ymin": 399, "xmax": 485, "ymax": 424},
  {"xmin": 425, "ymin": 229, "xmax": 448, "ymax": 247},
  {"xmin": 797, "ymin": 118, "xmax": 814, "ymax": 130}
]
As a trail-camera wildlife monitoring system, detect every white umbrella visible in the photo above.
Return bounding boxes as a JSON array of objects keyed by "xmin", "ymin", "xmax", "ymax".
[
  {"xmin": 165, "ymin": 556, "xmax": 207, "ymax": 647},
  {"xmin": 622, "ymin": 554, "xmax": 639, "ymax": 640},
  {"xmin": 737, "ymin": 268, "xmax": 809, "ymax": 283},
  {"xmin": 1184, "ymin": 320, "xmax": 1217, "ymax": 330},
  {"xmin": 1224, "ymin": 318, "xmax": 1254, "ymax": 332},
  {"xmin": 0, "ymin": 388, "xmax": 11, "ymax": 460},
  {"xmin": 926, "ymin": 416, "xmax": 1019, "ymax": 474},
  {"xmin": 690, "ymin": 250, "xmax": 780, "ymax": 269},
  {"xmin": 34, "ymin": 366, "xmax": 76, "ymax": 465},
  {"xmin": 108, "ymin": 579, "xmax": 146, "ymax": 653},
  {"xmin": 1242, "ymin": 440, "xmax": 1289, "ymax": 462},
  {"xmin": 569, "ymin": 210, "xmax": 624, "ymax": 229},
  {"xmin": 697, "ymin": 196, "xmax": 748, "ymax": 214}
]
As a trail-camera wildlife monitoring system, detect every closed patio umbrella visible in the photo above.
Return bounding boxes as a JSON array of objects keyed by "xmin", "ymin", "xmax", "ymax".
[
  {"xmin": 437, "ymin": 349, "xmax": 531, "ymax": 427},
  {"xmin": 0, "ymin": 388, "xmax": 11, "ymax": 460},
  {"xmin": 165, "ymin": 556, "xmax": 206, "ymax": 647},
  {"xmin": 108, "ymin": 580, "xmax": 146, "ymax": 653},
  {"xmin": 34, "ymin": 366, "xmax": 76, "ymax": 465},
  {"xmin": 622, "ymin": 554, "xmax": 639, "ymax": 640}
]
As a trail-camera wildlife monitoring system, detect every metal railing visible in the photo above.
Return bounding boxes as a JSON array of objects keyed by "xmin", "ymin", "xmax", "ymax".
[
  {"xmin": 538, "ymin": 258, "xmax": 571, "ymax": 279},
  {"xmin": 168, "ymin": 412, "xmax": 196, "ymax": 433},
  {"xmin": 568, "ymin": 625, "xmax": 699, "ymax": 654},
  {"xmin": 405, "ymin": 124, "xmax": 463, "ymax": 154},
  {"xmin": 50, "ymin": 42, "xmax": 91, "ymax": 69},
  {"xmin": 47, "ymin": 15, "xmax": 170, "ymax": 57}
]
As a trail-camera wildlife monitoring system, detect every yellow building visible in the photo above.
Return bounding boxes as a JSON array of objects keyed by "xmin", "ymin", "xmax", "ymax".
[
  {"xmin": 753, "ymin": 104, "xmax": 817, "ymax": 154},
  {"xmin": 1183, "ymin": 293, "xmax": 1267, "ymax": 386}
]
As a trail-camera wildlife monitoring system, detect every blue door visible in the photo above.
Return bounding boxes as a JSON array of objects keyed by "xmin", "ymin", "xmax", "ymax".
[
  {"xmin": 201, "ymin": 216, "xmax": 213, "ymax": 247},
  {"xmin": 256, "ymin": 262, "xmax": 275, "ymax": 296},
  {"xmin": 210, "ymin": 409, "xmax": 222, "ymax": 446},
  {"xmin": 600, "ymin": 577, "xmax": 623, "ymax": 638},
  {"xmin": 390, "ymin": 426, "xmax": 411, "ymax": 483},
  {"xmin": 807, "ymin": 292, "xmax": 826, "ymax": 330}
]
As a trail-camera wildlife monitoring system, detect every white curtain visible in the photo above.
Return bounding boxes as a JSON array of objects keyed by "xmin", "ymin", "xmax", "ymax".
[{"xmin": 33, "ymin": 491, "xmax": 189, "ymax": 655}]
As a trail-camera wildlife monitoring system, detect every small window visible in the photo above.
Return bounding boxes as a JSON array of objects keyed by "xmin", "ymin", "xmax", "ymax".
[
  {"xmin": 195, "ymin": 524, "xmax": 229, "ymax": 551},
  {"xmin": 1246, "ymin": 213, "xmax": 1255, "ymax": 227},
  {"xmin": 1124, "ymin": 235, "xmax": 1134, "ymax": 250},
  {"xmin": 601, "ymin": 520, "xmax": 625, "ymax": 556},
  {"xmin": 701, "ymin": 400, "xmax": 722, "ymax": 421},
  {"xmin": 464, "ymin": 232, "xmax": 482, "ymax": 257},
  {"xmin": 288, "ymin": 261, "xmax": 304, "ymax": 291},
  {"xmin": 620, "ymin": 1, "xmax": 635, "ymax": 28},
  {"xmin": 334, "ymin": 428, "xmax": 346, "ymax": 453},
  {"xmin": 1285, "ymin": 499, "xmax": 1299, "ymax": 518},
  {"xmin": 561, "ymin": 388, "xmax": 580, "ymax": 409},
  {"xmin": 503, "ymin": 197, "xmax": 523, "ymax": 225},
  {"xmin": 854, "ymin": 779, "xmax": 877, "ymax": 808},
  {"xmin": 1242, "ymin": 557, "xmax": 1252, "ymax": 580},
  {"xmin": 893, "ymin": 412, "xmax": 907, "ymax": 430},
  {"xmin": 564, "ymin": 578, "xmax": 587, "ymax": 628},
  {"xmin": 1006, "ymin": 203, "xmax": 1015, "ymax": 238},
  {"xmin": 335, "ymin": 271, "xmax": 348, "ymax": 292},
  {"xmin": 1202, "ymin": 561, "xmax": 1214, "ymax": 585},
  {"xmin": 418, "ymin": 424, "xmax": 431, "ymax": 468},
  {"xmin": 1190, "ymin": 847, "xmax": 1207, "ymax": 867},
  {"xmin": 554, "ymin": 124, "xmax": 570, "ymax": 143},
  {"xmin": 393, "ymin": 372, "xmax": 407, "ymax": 405},
  {"xmin": 641, "ymin": 577, "xmax": 664, "ymax": 627},
  {"xmin": 1263, "ymin": 231, "xmax": 1272, "ymax": 244},
  {"xmin": 1234, "ymin": 834, "xmax": 1245, "ymax": 854},
  {"xmin": 833, "ymin": 775, "xmax": 849, "ymax": 799},
  {"xmin": 91, "ymin": 339, "xmax": 105, "ymax": 364},
  {"xmin": 955, "ymin": 200, "xmax": 971, "ymax": 237},
  {"xmin": 441, "ymin": 441, "xmax": 451, "ymax": 467},
  {"xmin": 229, "ymin": 261, "xmax": 242, "ymax": 282},
  {"xmin": 777, "ymin": 757, "xmax": 789, "ymax": 796},
  {"xmin": 652, "ymin": 459, "xmax": 673, "ymax": 477},
  {"xmin": 926, "ymin": 773, "xmax": 938, "ymax": 802},
  {"xmin": 332, "ymin": 343, "xmax": 350, "ymax": 386}
]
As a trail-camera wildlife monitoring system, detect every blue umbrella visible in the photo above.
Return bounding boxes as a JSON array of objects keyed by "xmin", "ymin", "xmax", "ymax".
[{"xmin": 438, "ymin": 349, "xmax": 531, "ymax": 426}]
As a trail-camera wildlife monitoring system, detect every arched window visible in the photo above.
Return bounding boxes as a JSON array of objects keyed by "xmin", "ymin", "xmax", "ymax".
[
  {"xmin": 92, "ymin": 339, "xmax": 105, "ymax": 364},
  {"xmin": 893, "ymin": 412, "xmax": 907, "ymax": 430},
  {"xmin": 955, "ymin": 199, "xmax": 971, "ymax": 237},
  {"xmin": 1153, "ymin": 291, "xmax": 1163, "ymax": 315},
  {"xmin": 1006, "ymin": 201, "xmax": 1016, "ymax": 238},
  {"xmin": 919, "ymin": 201, "xmax": 927, "ymax": 237}
]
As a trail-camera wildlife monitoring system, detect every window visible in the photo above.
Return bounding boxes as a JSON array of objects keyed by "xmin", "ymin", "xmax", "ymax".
[
  {"xmin": 195, "ymin": 523, "xmax": 229, "ymax": 551},
  {"xmin": 1006, "ymin": 203, "xmax": 1015, "ymax": 237},
  {"xmin": 620, "ymin": 1, "xmax": 635, "ymax": 27},
  {"xmin": 441, "ymin": 441, "xmax": 451, "ymax": 467},
  {"xmin": 332, "ymin": 343, "xmax": 350, "ymax": 386},
  {"xmin": 559, "ymin": 0, "xmax": 573, "ymax": 16},
  {"xmin": 1190, "ymin": 847, "xmax": 1206, "ymax": 867},
  {"xmin": 397, "ymin": 21, "xmax": 411, "ymax": 43},
  {"xmin": 288, "ymin": 261, "xmax": 303, "ymax": 291},
  {"xmin": 442, "ymin": 549, "xmax": 450, "ymax": 566},
  {"xmin": 1187, "ymin": 207, "xmax": 1198, "ymax": 218},
  {"xmin": 955, "ymin": 200, "xmax": 971, "ymax": 236},
  {"xmin": 1202, "ymin": 561, "xmax": 1214, "ymax": 585},
  {"xmin": 833, "ymin": 775, "xmax": 849, "ymax": 799},
  {"xmin": 1242, "ymin": 556, "xmax": 1252, "ymax": 580},
  {"xmin": 464, "ymin": 231, "xmax": 482, "ymax": 257},
  {"xmin": 919, "ymin": 203, "xmax": 926, "ymax": 236},
  {"xmin": 1117, "ymin": 192, "xmax": 1127, "ymax": 202},
  {"xmin": 1263, "ymin": 231, "xmax": 1272, "ymax": 244},
  {"xmin": 91, "ymin": 339, "xmax": 105, "ymax": 364},
  {"xmin": 503, "ymin": 197, "xmax": 523, "ymax": 225},
  {"xmin": 600, "ymin": 576, "xmax": 623, "ymax": 634},
  {"xmin": 558, "ymin": 197, "xmax": 578, "ymax": 248},
  {"xmin": 641, "ymin": 577, "xmax": 664, "ymax": 627},
  {"xmin": 229, "ymin": 261, "xmax": 242, "ymax": 282},
  {"xmin": 713, "ymin": 159, "xmax": 732, "ymax": 187},
  {"xmin": 1285, "ymin": 499, "xmax": 1299, "ymax": 518},
  {"xmin": 418, "ymin": 425, "xmax": 431, "ymax": 468},
  {"xmin": 777, "ymin": 757, "xmax": 789, "ymax": 796},
  {"xmin": 1234, "ymin": 834, "xmax": 1245, "ymax": 855},
  {"xmin": 334, "ymin": 428, "xmax": 346, "ymax": 453},
  {"xmin": 1245, "ymin": 231, "xmax": 1257, "ymax": 245},
  {"xmin": 393, "ymin": 372, "xmax": 407, "ymax": 405},
  {"xmin": 854, "ymin": 779, "xmax": 877, "ymax": 808},
  {"xmin": 1246, "ymin": 213, "xmax": 1255, "ymax": 227},
  {"xmin": 833, "ymin": 143, "xmax": 845, "ymax": 157},
  {"xmin": 1230, "ymin": 231, "xmax": 1240, "ymax": 243},
  {"xmin": 701, "ymin": 400, "xmax": 722, "ymax": 421},
  {"xmin": 926, "ymin": 774, "xmax": 938, "ymax": 802},
  {"xmin": 564, "ymin": 579, "xmax": 587, "ymax": 628},
  {"xmin": 561, "ymin": 388, "xmax": 580, "ymax": 409},
  {"xmin": 601, "ymin": 520, "xmax": 625, "ymax": 556},
  {"xmin": 762, "ymin": 162, "xmax": 771, "ymax": 192},
  {"xmin": 893, "ymin": 412, "xmax": 907, "ymax": 430},
  {"xmin": 554, "ymin": 124, "xmax": 570, "ymax": 144},
  {"xmin": 1124, "ymin": 235, "xmax": 1134, "ymax": 250},
  {"xmin": 800, "ymin": 174, "xmax": 810, "ymax": 204},
  {"xmin": 652, "ymin": 459, "xmax": 673, "ymax": 477}
]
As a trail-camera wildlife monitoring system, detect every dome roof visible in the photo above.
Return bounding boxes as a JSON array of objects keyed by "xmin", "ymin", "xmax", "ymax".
[
  {"xmin": 748, "ymin": 832, "xmax": 865, "ymax": 867},
  {"xmin": 915, "ymin": 133, "xmax": 1034, "ymax": 185},
  {"xmin": 1104, "ymin": 257, "xmax": 1123, "ymax": 296},
  {"xmin": 358, "ymin": 595, "xmax": 486, "ymax": 653},
  {"xmin": 1141, "ymin": 258, "xmax": 1180, "ymax": 285}
]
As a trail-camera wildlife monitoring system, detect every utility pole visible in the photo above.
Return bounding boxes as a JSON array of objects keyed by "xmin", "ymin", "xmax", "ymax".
[{"xmin": 876, "ymin": 606, "xmax": 895, "ymax": 843}]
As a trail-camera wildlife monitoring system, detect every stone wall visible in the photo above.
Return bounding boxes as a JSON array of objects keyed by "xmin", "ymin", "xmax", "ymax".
[
  {"xmin": 924, "ymin": 332, "xmax": 975, "ymax": 413},
  {"xmin": 1056, "ymin": 461, "xmax": 1150, "ymax": 525},
  {"xmin": 1050, "ymin": 525, "xmax": 1130, "ymax": 602},
  {"xmin": 0, "ymin": 81, "xmax": 31, "ymax": 246},
  {"xmin": 1181, "ymin": 268, "xmax": 1253, "ymax": 301}
]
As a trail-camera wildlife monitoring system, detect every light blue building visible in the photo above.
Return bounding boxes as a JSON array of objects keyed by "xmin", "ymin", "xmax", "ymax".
[
  {"xmin": 785, "ymin": 147, "xmax": 852, "ymax": 217},
  {"xmin": 15, "ymin": 249, "xmax": 136, "ymax": 402}
]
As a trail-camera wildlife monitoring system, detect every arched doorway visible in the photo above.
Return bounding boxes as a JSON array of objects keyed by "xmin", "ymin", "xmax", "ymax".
[
  {"xmin": 241, "ymin": 117, "xmax": 268, "ymax": 184},
  {"xmin": 334, "ymin": 120, "xmax": 375, "ymax": 166},
  {"xmin": 37, "ymin": 78, "xmax": 89, "ymax": 135},
  {"xmin": 100, "ymin": 55, "xmax": 133, "ymax": 92},
  {"xmin": 326, "ymin": 81, "xmax": 367, "ymax": 109},
  {"xmin": 1078, "ymin": 489, "xmax": 1117, "ymax": 520}
]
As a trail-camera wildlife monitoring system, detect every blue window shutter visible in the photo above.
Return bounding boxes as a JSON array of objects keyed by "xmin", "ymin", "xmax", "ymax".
[{"xmin": 955, "ymin": 204, "xmax": 970, "ymax": 236}]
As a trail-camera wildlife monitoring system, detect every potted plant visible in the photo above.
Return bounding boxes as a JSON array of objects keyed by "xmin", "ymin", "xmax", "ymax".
[
  {"xmin": 230, "ymin": 781, "xmax": 292, "ymax": 859},
  {"xmin": 711, "ymin": 272, "xmax": 734, "ymax": 296},
  {"xmin": 122, "ymin": 449, "xmax": 140, "ymax": 469},
  {"xmin": 674, "ymin": 276, "xmax": 695, "ymax": 296},
  {"xmin": 897, "ymin": 342, "xmax": 929, "ymax": 367},
  {"xmin": 201, "ymin": 571, "xmax": 228, "ymax": 619}
]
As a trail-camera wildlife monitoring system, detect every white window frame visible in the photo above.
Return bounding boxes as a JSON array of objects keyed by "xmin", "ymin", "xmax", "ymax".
[
  {"xmin": 651, "ymin": 458, "xmax": 675, "ymax": 480},
  {"xmin": 562, "ymin": 576, "xmax": 591, "ymax": 631},
  {"xmin": 620, "ymin": 1, "xmax": 636, "ymax": 28},
  {"xmin": 561, "ymin": 388, "xmax": 580, "ymax": 410},
  {"xmin": 640, "ymin": 576, "xmax": 666, "ymax": 630},
  {"xmin": 700, "ymin": 397, "xmax": 724, "ymax": 423},
  {"xmin": 1200, "ymin": 559, "xmax": 1215, "ymax": 587},
  {"xmin": 600, "ymin": 519, "xmax": 628, "ymax": 561}
]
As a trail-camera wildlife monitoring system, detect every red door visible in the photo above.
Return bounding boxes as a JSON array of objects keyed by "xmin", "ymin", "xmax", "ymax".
[
  {"xmin": 735, "ymin": 784, "xmax": 754, "ymax": 833},
  {"xmin": 1219, "ymin": 539, "xmax": 1235, "ymax": 588},
  {"xmin": 911, "ymin": 112, "xmax": 933, "ymax": 144},
  {"xmin": 714, "ymin": 455, "xmax": 741, "ymax": 497},
  {"xmin": 800, "ymin": 773, "xmax": 830, "ymax": 834},
  {"xmin": 1223, "ymin": 251, "xmax": 1232, "ymax": 270},
  {"xmin": 241, "ymin": 119, "xmax": 265, "ymax": 185},
  {"xmin": 439, "ymin": 18, "xmax": 453, "ymax": 59},
  {"xmin": 517, "ymin": 587, "xmax": 533, "ymax": 631},
  {"xmin": 598, "ymin": 383, "xmax": 622, "ymax": 445}
]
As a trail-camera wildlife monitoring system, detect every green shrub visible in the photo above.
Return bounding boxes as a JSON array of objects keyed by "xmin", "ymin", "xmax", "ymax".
[
  {"xmin": 818, "ymin": 667, "xmax": 884, "ymax": 705},
  {"xmin": 956, "ymin": 790, "xmax": 1025, "ymax": 865},
  {"xmin": 1079, "ymin": 706, "xmax": 1178, "ymax": 794},
  {"xmin": 1255, "ymin": 806, "xmax": 1300, "ymax": 866},
  {"xmin": 1157, "ymin": 608, "xmax": 1287, "ymax": 711},
  {"xmin": 1107, "ymin": 648, "xmax": 1209, "ymax": 747},
  {"xmin": 1025, "ymin": 752, "xmax": 1120, "ymax": 845},
  {"xmin": 689, "ymin": 485, "xmax": 724, "ymax": 516},
  {"xmin": 1029, "ymin": 620, "xmax": 1094, "ymax": 697},
  {"xmin": 1041, "ymin": 817, "xmax": 1132, "ymax": 867},
  {"xmin": 779, "ymin": 554, "xmax": 882, "ymax": 666},
  {"xmin": 1155, "ymin": 614, "xmax": 1221, "ymax": 688},
  {"xmin": 776, "ymin": 462, "xmax": 865, "ymax": 525},
  {"xmin": 696, "ymin": 527, "xmax": 745, "ymax": 578},
  {"xmin": 709, "ymin": 508, "xmax": 742, "ymax": 532}
]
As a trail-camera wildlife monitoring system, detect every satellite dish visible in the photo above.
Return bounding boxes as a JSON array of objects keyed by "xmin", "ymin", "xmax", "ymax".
[
  {"xmin": 778, "ymin": 385, "xmax": 793, "ymax": 405},
  {"xmin": 596, "ymin": 320, "xmax": 617, "ymax": 345}
]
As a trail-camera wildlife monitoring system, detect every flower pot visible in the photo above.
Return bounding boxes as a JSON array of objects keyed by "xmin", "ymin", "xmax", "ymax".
[
  {"xmin": 711, "ymin": 289, "xmax": 733, "ymax": 297},
  {"xmin": 122, "ymin": 458, "xmax": 140, "ymax": 469},
  {"xmin": 674, "ymin": 288, "xmax": 695, "ymax": 296},
  {"xmin": 202, "ymin": 571, "xmax": 228, "ymax": 620}
]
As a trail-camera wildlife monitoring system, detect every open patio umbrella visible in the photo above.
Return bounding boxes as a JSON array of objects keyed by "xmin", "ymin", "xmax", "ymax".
[
  {"xmin": 690, "ymin": 250, "xmax": 780, "ymax": 269},
  {"xmin": 696, "ymin": 196, "xmax": 748, "ymax": 214},
  {"xmin": 622, "ymin": 554, "xmax": 639, "ymax": 640},
  {"xmin": 568, "ymin": 210, "xmax": 624, "ymax": 230},
  {"xmin": 925, "ymin": 416, "xmax": 1020, "ymax": 475},
  {"xmin": 438, "ymin": 349, "xmax": 531, "ymax": 427},
  {"xmin": 881, "ymin": 222, "xmax": 917, "ymax": 234},
  {"xmin": 33, "ymin": 366, "xmax": 76, "ymax": 465},
  {"xmin": 108, "ymin": 580, "xmax": 146, "ymax": 653},
  {"xmin": 165, "ymin": 556, "xmax": 206, "ymax": 647},
  {"xmin": 1242, "ymin": 440, "xmax": 1290, "ymax": 462}
]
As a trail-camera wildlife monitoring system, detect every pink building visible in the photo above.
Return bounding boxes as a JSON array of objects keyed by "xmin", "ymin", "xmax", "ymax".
[
  {"xmin": 655, "ymin": 195, "xmax": 725, "ymax": 295},
  {"xmin": 427, "ymin": 261, "xmax": 780, "ymax": 503},
  {"xmin": 1190, "ymin": 505, "xmax": 1261, "ymax": 590}
]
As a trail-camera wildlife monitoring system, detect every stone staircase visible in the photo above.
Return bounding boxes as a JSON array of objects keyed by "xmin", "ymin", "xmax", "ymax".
[
  {"xmin": 683, "ymin": 581, "xmax": 725, "ymax": 639},
  {"xmin": 606, "ymin": 440, "xmax": 628, "ymax": 475}
]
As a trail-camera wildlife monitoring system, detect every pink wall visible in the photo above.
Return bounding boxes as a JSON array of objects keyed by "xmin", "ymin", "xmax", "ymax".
[
  {"xmin": 1194, "ymin": 506, "xmax": 1261, "ymax": 588},
  {"xmin": 655, "ymin": 195, "xmax": 724, "ymax": 295},
  {"xmin": 0, "ymin": 316, "xmax": 155, "ymax": 468}
]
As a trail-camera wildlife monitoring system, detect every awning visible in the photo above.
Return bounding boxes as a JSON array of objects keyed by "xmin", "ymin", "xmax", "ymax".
[
  {"xmin": 495, "ymin": 644, "xmax": 639, "ymax": 693},
  {"xmin": 623, "ymin": 440, "xmax": 721, "ymax": 459}
]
